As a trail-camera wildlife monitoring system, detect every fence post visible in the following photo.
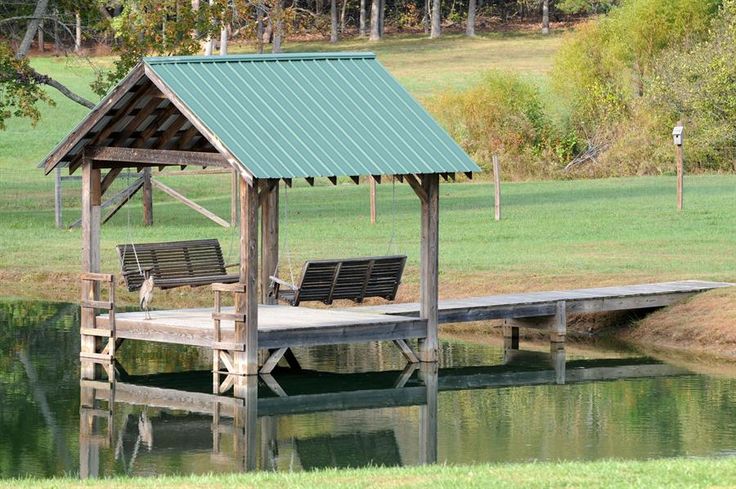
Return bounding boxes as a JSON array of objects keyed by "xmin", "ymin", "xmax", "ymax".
[
  {"xmin": 673, "ymin": 122, "xmax": 684, "ymax": 210},
  {"xmin": 369, "ymin": 175, "xmax": 377, "ymax": 224},
  {"xmin": 492, "ymin": 155, "xmax": 501, "ymax": 221},
  {"xmin": 54, "ymin": 167, "xmax": 63, "ymax": 228}
]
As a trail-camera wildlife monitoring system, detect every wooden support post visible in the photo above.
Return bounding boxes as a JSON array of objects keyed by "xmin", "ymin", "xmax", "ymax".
[
  {"xmin": 260, "ymin": 180, "xmax": 279, "ymax": 304},
  {"xmin": 231, "ymin": 168, "xmax": 238, "ymax": 226},
  {"xmin": 502, "ymin": 324, "xmax": 519, "ymax": 350},
  {"xmin": 418, "ymin": 362, "xmax": 438, "ymax": 465},
  {"xmin": 418, "ymin": 174, "xmax": 439, "ymax": 362},
  {"xmin": 142, "ymin": 167, "xmax": 153, "ymax": 226},
  {"xmin": 369, "ymin": 175, "xmax": 377, "ymax": 224},
  {"xmin": 235, "ymin": 177, "xmax": 259, "ymax": 376},
  {"xmin": 55, "ymin": 167, "xmax": 62, "ymax": 228},
  {"xmin": 81, "ymin": 159, "xmax": 101, "ymax": 380},
  {"xmin": 551, "ymin": 301, "xmax": 567, "ymax": 343},
  {"xmin": 492, "ymin": 154, "xmax": 501, "ymax": 221}
]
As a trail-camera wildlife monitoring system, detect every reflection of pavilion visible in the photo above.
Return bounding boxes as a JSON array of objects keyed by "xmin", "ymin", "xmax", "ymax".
[{"xmin": 79, "ymin": 351, "xmax": 688, "ymax": 478}]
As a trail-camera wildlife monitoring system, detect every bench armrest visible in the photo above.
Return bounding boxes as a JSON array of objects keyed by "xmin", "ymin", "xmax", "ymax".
[{"xmin": 269, "ymin": 275, "xmax": 298, "ymax": 291}]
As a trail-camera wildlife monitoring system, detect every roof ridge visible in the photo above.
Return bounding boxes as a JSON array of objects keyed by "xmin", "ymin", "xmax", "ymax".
[{"xmin": 144, "ymin": 52, "xmax": 376, "ymax": 64}]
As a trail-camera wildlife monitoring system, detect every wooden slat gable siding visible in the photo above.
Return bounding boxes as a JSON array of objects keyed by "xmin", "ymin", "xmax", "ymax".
[{"xmin": 116, "ymin": 239, "xmax": 238, "ymax": 291}]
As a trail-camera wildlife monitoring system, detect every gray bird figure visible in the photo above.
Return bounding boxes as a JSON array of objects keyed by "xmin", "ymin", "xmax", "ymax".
[{"xmin": 139, "ymin": 270, "xmax": 154, "ymax": 320}]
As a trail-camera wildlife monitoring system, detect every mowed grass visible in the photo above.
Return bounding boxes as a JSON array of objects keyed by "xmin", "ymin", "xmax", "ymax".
[
  {"xmin": 1, "ymin": 172, "xmax": 734, "ymax": 305},
  {"xmin": 5, "ymin": 458, "xmax": 736, "ymax": 489}
]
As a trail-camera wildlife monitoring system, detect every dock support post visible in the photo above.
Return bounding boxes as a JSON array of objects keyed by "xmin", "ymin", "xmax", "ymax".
[
  {"xmin": 503, "ymin": 300, "xmax": 567, "ymax": 351},
  {"xmin": 260, "ymin": 179, "xmax": 279, "ymax": 305},
  {"xmin": 418, "ymin": 173, "xmax": 439, "ymax": 363},
  {"xmin": 551, "ymin": 342, "xmax": 566, "ymax": 385},
  {"xmin": 503, "ymin": 325, "xmax": 519, "ymax": 350},
  {"xmin": 418, "ymin": 362, "xmax": 438, "ymax": 465},
  {"xmin": 81, "ymin": 158, "xmax": 101, "ymax": 380},
  {"xmin": 235, "ymin": 176, "xmax": 259, "ymax": 376}
]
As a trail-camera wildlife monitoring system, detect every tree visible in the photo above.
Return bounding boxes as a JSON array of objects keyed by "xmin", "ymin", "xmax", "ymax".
[
  {"xmin": 369, "ymin": 0, "xmax": 383, "ymax": 41},
  {"xmin": 331, "ymin": 0, "xmax": 338, "ymax": 42},
  {"xmin": 466, "ymin": 0, "xmax": 476, "ymax": 36},
  {"xmin": 430, "ymin": 0, "xmax": 440, "ymax": 38},
  {"xmin": 359, "ymin": 0, "xmax": 367, "ymax": 36},
  {"xmin": 542, "ymin": 0, "xmax": 550, "ymax": 34}
]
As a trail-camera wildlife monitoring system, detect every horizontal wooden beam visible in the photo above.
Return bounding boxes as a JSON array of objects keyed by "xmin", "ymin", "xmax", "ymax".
[{"xmin": 89, "ymin": 146, "xmax": 229, "ymax": 168}]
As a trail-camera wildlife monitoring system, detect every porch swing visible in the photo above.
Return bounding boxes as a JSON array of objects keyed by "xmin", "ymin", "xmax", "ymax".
[{"xmin": 268, "ymin": 179, "xmax": 407, "ymax": 307}]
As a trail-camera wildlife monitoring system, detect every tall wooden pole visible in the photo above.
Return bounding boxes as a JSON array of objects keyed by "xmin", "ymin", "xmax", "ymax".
[
  {"xmin": 492, "ymin": 154, "xmax": 501, "ymax": 221},
  {"xmin": 236, "ymin": 176, "xmax": 259, "ymax": 375},
  {"xmin": 418, "ymin": 173, "xmax": 439, "ymax": 362},
  {"xmin": 260, "ymin": 180, "xmax": 279, "ymax": 304},
  {"xmin": 675, "ymin": 125, "xmax": 684, "ymax": 211},
  {"xmin": 369, "ymin": 176, "xmax": 377, "ymax": 224},
  {"xmin": 80, "ymin": 158, "xmax": 101, "ymax": 380}
]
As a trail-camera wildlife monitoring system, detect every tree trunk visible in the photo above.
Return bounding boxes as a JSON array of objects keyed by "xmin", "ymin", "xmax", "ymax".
[
  {"xmin": 256, "ymin": 2, "xmax": 264, "ymax": 54},
  {"xmin": 359, "ymin": 0, "xmax": 367, "ymax": 36},
  {"xmin": 272, "ymin": 0, "xmax": 283, "ymax": 53},
  {"xmin": 369, "ymin": 0, "xmax": 382, "ymax": 41},
  {"xmin": 53, "ymin": 9, "xmax": 59, "ymax": 53},
  {"xmin": 330, "ymin": 0, "xmax": 338, "ymax": 42},
  {"xmin": 75, "ymin": 11, "xmax": 81, "ymax": 52},
  {"xmin": 38, "ymin": 20, "xmax": 44, "ymax": 52},
  {"xmin": 340, "ymin": 0, "xmax": 348, "ymax": 33},
  {"xmin": 378, "ymin": 0, "xmax": 384, "ymax": 36},
  {"xmin": 542, "ymin": 0, "xmax": 549, "ymax": 34},
  {"xmin": 466, "ymin": 0, "xmax": 475, "ymax": 36},
  {"xmin": 422, "ymin": 0, "xmax": 430, "ymax": 34},
  {"xmin": 219, "ymin": 25, "xmax": 228, "ymax": 54},
  {"xmin": 430, "ymin": 0, "xmax": 441, "ymax": 38},
  {"xmin": 17, "ymin": 0, "xmax": 49, "ymax": 58}
]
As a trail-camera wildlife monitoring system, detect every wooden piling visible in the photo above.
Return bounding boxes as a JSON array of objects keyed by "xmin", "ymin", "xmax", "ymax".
[
  {"xmin": 235, "ymin": 177, "xmax": 259, "ymax": 376},
  {"xmin": 418, "ymin": 173, "xmax": 439, "ymax": 362}
]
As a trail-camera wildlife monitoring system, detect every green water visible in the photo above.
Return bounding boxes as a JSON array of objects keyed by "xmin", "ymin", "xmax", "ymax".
[{"xmin": 2, "ymin": 299, "xmax": 736, "ymax": 478}]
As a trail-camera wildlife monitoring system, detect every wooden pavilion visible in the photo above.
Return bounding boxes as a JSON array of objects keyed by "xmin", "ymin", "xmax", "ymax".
[{"xmin": 42, "ymin": 53, "xmax": 481, "ymax": 378}]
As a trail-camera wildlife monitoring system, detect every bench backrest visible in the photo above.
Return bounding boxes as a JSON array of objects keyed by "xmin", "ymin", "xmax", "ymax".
[
  {"xmin": 117, "ymin": 239, "xmax": 227, "ymax": 291},
  {"xmin": 294, "ymin": 255, "xmax": 406, "ymax": 305}
]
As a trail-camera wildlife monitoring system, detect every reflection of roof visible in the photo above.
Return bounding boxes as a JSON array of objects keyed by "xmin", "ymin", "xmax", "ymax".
[{"xmin": 42, "ymin": 53, "xmax": 480, "ymax": 179}]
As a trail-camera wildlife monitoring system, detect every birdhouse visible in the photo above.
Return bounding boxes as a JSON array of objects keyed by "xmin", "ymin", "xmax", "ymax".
[{"xmin": 672, "ymin": 125, "xmax": 684, "ymax": 146}]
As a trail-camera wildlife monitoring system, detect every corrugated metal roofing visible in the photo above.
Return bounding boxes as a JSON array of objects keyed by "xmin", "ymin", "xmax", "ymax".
[{"xmin": 143, "ymin": 53, "xmax": 480, "ymax": 178}]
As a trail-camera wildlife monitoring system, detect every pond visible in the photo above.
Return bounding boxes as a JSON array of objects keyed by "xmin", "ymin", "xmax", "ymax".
[{"xmin": 2, "ymin": 298, "xmax": 736, "ymax": 478}]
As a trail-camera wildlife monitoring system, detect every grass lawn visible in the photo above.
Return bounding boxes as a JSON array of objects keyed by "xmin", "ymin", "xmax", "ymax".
[{"xmin": 5, "ymin": 458, "xmax": 736, "ymax": 488}]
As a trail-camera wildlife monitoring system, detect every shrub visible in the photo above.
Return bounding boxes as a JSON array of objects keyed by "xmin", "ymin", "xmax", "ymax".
[{"xmin": 428, "ymin": 71, "xmax": 565, "ymax": 179}]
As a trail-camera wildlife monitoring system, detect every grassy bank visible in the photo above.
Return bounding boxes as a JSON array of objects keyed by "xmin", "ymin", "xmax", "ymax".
[{"xmin": 5, "ymin": 458, "xmax": 736, "ymax": 488}]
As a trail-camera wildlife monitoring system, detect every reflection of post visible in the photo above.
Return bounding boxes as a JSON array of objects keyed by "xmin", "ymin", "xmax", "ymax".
[
  {"xmin": 418, "ymin": 363, "xmax": 438, "ymax": 465},
  {"xmin": 260, "ymin": 416, "xmax": 278, "ymax": 470},
  {"xmin": 550, "ymin": 343, "xmax": 566, "ymax": 385},
  {"xmin": 233, "ymin": 375, "xmax": 258, "ymax": 471},
  {"xmin": 79, "ymin": 371, "xmax": 114, "ymax": 479}
]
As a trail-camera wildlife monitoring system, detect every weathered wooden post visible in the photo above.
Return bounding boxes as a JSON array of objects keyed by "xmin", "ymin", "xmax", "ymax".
[
  {"xmin": 142, "ymin": 167, "xmax": 153, "ymax": 226},
  {"xmin": 54, "ymin": 167, "xmax": 62, "ymax": 228},
  {"xmin": 492, "ymin": 154, "xmax": 501, "ymax": 221},
  {"xmin": 369, "ymin": 175, "xmax": 377, "ymax": 224},
  {"xmin": 80, "ymin": 157, "xmax": 101, "ymax": 380},
  {"xmin": 232, "ymin": 375, "xmax": 258, "ymax": 471},
  {"xmin": 418, "ymin": 173, "xmax": 439, "ymax": 362},
  {"xmin": 260, "ymin": 179, "xmax": 279, "ymax": 305},
  {"xmin": 235, "ymin": 176, "xmax": 259, "ymax": 375},
  {"xmin": 673, "ymin": 122, "xmax": 684, "ymax": 210}
]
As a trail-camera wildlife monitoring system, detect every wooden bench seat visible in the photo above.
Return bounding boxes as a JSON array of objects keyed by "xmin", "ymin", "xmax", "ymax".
[
  {"xmin": 117, "ymin": 239, "xmax": 239, "ymax": 292},
  {"xmin": 270, "ymin": 255, "xmax": 406, "ymax": 306}
]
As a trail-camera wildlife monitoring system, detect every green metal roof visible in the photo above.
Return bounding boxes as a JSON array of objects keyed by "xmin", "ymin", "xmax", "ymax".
[{"xmin": 143, "ymin": 53, "xmax": 480, "ymax": 179}]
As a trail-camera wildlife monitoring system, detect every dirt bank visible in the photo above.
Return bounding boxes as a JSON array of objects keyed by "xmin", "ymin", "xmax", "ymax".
[{"xmin": 619, "ymin": 287, "xmax": 736, "ymax": 361}]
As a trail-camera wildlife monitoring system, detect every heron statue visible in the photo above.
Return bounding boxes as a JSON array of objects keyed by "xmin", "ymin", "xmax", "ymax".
[{"xmin": 139, "ymin": 269, "xmax": 154, "ymax": 320}]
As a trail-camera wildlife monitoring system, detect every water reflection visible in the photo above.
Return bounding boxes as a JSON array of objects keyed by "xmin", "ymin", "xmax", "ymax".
[
  {"xmin": 77, "ymin": 346, "xmax": 692, "ymax": 478},
  {"xmin": 4, "ymin": 299, "xmax": 736, "ymax": 479}
]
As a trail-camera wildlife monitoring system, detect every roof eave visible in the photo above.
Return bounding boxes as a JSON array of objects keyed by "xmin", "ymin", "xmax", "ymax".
[{"xmin": 41, "ymin": 63, "xmax": 146, "ymax": 175}]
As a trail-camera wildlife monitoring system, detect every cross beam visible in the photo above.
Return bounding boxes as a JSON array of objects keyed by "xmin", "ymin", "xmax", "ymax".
[{"xmin": 88, "ymin": 146, "xmax": 230, "ymax": 168}]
